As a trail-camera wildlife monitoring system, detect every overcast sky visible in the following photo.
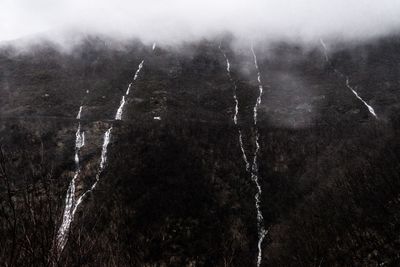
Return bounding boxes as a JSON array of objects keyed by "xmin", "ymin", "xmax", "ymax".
[{"xmin": 1, "ymin": 0, "xmax": 400, "ymax": 44}]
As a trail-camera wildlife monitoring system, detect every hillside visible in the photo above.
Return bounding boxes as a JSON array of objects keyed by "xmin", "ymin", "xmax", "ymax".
[{"xmin": 1, "ymin": 34, "xmax": 400, "ymax": 266}]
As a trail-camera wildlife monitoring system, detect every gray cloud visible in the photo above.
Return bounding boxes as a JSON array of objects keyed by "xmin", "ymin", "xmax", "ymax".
[{"xmin": 1, "ymin": 0, "xmax": 400, "ymax": 46}]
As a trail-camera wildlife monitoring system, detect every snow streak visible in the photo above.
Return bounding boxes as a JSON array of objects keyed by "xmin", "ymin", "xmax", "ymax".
[
  {"xmin": 152, "ymin": 42, "xmax": 157, "ymax": 50},
  {"xmin": 319, "ymin": 38, "xmax": 378, "ymax": 118},
  {"xmin": 250, "ymin": 44, "xmax": 267, "ymax": 267},
  {"xmin": 219, "ymin": 43, "xmax": 266, "ymax": 266}
]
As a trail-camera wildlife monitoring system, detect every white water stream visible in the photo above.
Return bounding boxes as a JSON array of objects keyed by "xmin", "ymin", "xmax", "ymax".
[
  {"xmin": 319, "ymin": 38, "xmax": 377, "ymax": 118},
  {"xmin": 250, "ymin": 44, "xmax": 268, "ymax": 267},
  {"xmin": 220, "ymin": 43, "xmax": 267, "ymax": 267},
  {"xmin": 57, "ymin": 53, "xmax": 150, "ymax": 253},
  {"xmin": 56, "ymin": 107, "xmax": 85, "ymax": 252}
]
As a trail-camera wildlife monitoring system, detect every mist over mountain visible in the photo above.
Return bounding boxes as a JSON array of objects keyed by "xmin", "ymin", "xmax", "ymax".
[
  {"xmin": 2, "ymin": 0, "xmax": 400, "ymax": 47},
  {"xmin": 1, "ymin": 1, "xmax": 400, "ymax": 267}
]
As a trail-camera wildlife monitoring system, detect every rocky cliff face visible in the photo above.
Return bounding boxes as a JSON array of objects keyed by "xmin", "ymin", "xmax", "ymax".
[{"xmin": 1, "ymin": 34, "xmax": 400, "ymax": 266}]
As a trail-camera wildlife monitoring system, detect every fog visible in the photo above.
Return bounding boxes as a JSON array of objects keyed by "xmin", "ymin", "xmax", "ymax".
[{"xmin": 1, "ymin": 0, "xmax": 400, "ymax": 46}]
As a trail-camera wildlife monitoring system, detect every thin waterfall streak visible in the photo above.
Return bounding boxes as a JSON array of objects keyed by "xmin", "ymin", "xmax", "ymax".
[
  {"xmin": 233, "ymin": 93, "xmax": 239, "ymax": 125},
  {"xmin": 252, "ymin": 131, "xmax": 268, "ymax": 267},
  {"xmin": 70, "ymin": 127, "xmax": 112, "ymax": 218},
  {"xmin": 251, "ymin": 44, "xmax": 264, "ymax": 126},
  {"xmin": 254, "ymin": 182, "xmax": 267, "ymax": 267},
  {"xmin": 72, "ymin": 172, "xmax": 98, "ymax": 215},
  {"xmin": 219, "ymin": 45, "xmax": 248, "ymax": 173},
  {"xmin": 255, "ymin": 194, "xmax": 267, "ymax": 267},
  {"xmin": 319, "ymin": 38, "xmax": 327, "ymax": 50},
  {"xmin": 99, "ymin": 127, "xmax": 112, "ymax": 169},
  {"xmin": 320, "ymin": 38, "xmax": 378, "ymax": 119},
  {"xmin": 76, "ymin": 106, "xmax": 83, "ymax": 119},
  {"xmin": 346, "ymin": 79, "xmax": 378, "ymax": 118},
  {"xmin": 57, "ymin": 48, "xmax": 153, "ymax": 253},
  {"xmin": 75, "ymin": 124, "xmax": 85, "ymax": 150},
  {"xmin": 115, "ymin": 96, "xmax": 126, "ymax": 120},
  {"xmin": 134, "ymin": 60, "xmax": 145, "ymax": 80},
  {"xmin": 251, "ymin": 44, "xmax": 267, "ymax": 267},
  {"xmin": 238, "ymin": 130, "xmax": 251, "ymax": 172},
  {"xmin": 252, "ymin": 133, "xmax": 259, "ymax": 171},
  {"xmin": 81, "ymin": 132, "xmax": 85, "ymax": 147},
  {"xmin": 124, "ymin": 59, "xmax": 145, "ymax": 110},
  {"xmin": 56, "ymin": 116, "xmax": 85, "ymax": 252},
  {"xmin": 69, "ymin": 55, "xmax": 147, "ymax": 223},
  {"xmin": 71, "ymin": 176, "xmax": 99, "ymax": 216},
  {"xmin": 56, "ymin": 172, "xmax": 78, "ymax": 251},
  {"xmin": 221, "ymin": 43, "xmax": 267, "ymax": 266},
  {"xmin": 319, "ymin": 38, "xmax": 329, "ymax": 62},
  {"xmin": 126, "ymin": 58, "xmax": 145, "ymax": 96},
  {"xmin": 219, "ymin": 45, "xmax": 238, "ymax": 125},
  {"xmin": 125, "ymin": 83, "xmax": 132, "ymax": 95}
]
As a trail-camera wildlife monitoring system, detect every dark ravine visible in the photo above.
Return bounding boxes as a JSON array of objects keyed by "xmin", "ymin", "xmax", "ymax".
[{"xmin": 1, "ymin": 34, "xmax": 400, "ymax": 266}]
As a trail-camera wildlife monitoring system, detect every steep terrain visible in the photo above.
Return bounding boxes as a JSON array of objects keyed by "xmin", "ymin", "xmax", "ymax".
[{"xmin": 1, "ymin": 34, "xmax": 400, "ymax": 266}]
